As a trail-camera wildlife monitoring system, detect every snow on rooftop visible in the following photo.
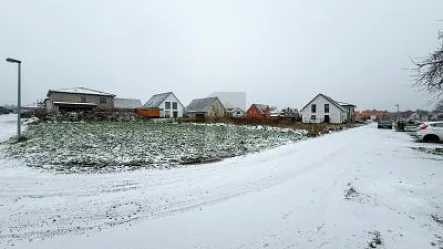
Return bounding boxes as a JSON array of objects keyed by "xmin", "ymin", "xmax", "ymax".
[{"xmin": 49, "ymin": 87, "xmax": 115, "ymax": 96}]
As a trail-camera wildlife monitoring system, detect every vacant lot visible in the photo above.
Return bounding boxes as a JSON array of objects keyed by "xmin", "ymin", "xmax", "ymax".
[{"xmin": 3, "ymin": 122, "xmax": 307, "ymax": 172}]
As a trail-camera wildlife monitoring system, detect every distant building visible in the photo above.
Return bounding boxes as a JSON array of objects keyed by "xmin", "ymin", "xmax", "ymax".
[
  {"xmin": 45, "ymin": 87, "xmax": 115, "ymax": 113},
  {"xmin": 227, "ymin": 107, "xmax": 245, "ymax": 118},
  {"xmin": 269, "ymin": 106, "xmax": 280, "ymax": 119},
  {"xmin": 280, "ymin": 107, "xmax": 299, "ymax": 121},
  {"xmin": 186, "ymin": 97, "xmax": 227, "ymax": 119},
  {"xmin": 338, "ymin": 102, "xmax": 357, "ymax": 123},
  {"xmin": 300, "ymin": 93, "xmax": 356, "ymax": 124},
  {"xmin": 114, "ymin": 98, "xmax": 142, "ymax": 110},
  {"xmin": 209, "ymin": 92, "xmax": 246, "ymax": 110},
  {"xmin": 142, "ymin": 92, "xmax": 185, "ymax": 118},
  {"xmin": 246, "ymin": 104, "xmax": 270, "ymax": 119}
]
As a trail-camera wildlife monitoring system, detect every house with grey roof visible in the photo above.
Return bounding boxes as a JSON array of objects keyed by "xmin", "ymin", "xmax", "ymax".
[
  {"xmin": 300, "ymin": 93, "xmax": 356, "ymax": 124},
  {"xmin": 185, "ymin": 97, "xmax": 227, "ymax": 119},
  {"xmin": 227, "ymin": 107, "xmax": 245, "ymax": 118},
  {"xmin": 45, "ymin": 87, "xmax": 115, "ymax": 113},
  {"xmin": 142, "ymin": 92, "xmax": 185, "ymax": 118},
  {"xmin": 114, "ymin": 98, "xmax": 142, "ymax": 110}
]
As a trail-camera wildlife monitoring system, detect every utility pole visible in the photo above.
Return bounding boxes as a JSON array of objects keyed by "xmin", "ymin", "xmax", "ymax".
[{"xmin": 6, "ymin": 57, "xmax": 22, "ymax": 139}]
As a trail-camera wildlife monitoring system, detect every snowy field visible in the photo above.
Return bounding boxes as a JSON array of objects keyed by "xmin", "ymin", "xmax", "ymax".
[
  {"xmin": 3, "ymin": 121, "xmax": 306, "ymax": 172},
  {"xmin": 1, "ymin": 114, "xmax": 443, "ymax": 249}
]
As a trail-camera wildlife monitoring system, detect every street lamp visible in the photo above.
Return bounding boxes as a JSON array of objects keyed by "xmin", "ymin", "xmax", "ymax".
[{"xmin": 5, "ymin": 57, "xmax": 22, "ymax": 139}]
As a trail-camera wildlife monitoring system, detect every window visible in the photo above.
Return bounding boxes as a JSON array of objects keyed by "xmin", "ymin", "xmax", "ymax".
[
  {"xmin": 311, "ymin": 104, "xmax": 316, "ymax": 113},
  {"xmin": 311, "ymin": 115, "xmax": 316, "ymax": 120},
  {"xmin": 100, "ymin": 97, "xmax": 107, "ymax": 104},
  {"xmin": 324, "ymin": 104, "xmax": 329, "ymax": 113},
  {"xmin": 165, "ymin": 102, "xmax": 171, "ymax": 109},
  {"xmin": 172, "ymin": 102, "xmax": 177, "ymax": 109},
  {"xmin": 165, "ymin": 111, "xmax": 170, "ymax": 118},
  {"xmin": 81, "ymin": 96, "xmax": 86, "ymax": 103}
]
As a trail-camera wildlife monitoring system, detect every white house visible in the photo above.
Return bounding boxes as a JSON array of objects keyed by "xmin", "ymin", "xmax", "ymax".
[
  {"xmin": 300, "ymin": 94, "xmax": 355, "ymax": 124},
  {"xmin": 142, "ymin": 92, "xmax": 185, "ymax": 118},
  {"xmin": 227, "ymin": 107, "xmax": 245, "ymax": 118}
]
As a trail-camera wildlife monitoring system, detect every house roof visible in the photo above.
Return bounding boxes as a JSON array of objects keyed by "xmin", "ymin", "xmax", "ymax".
[
  {"xmin": 114, "ymin": 98, "xmax": 142, "ymax": 109},
  {"xmin": 227, "ymin": 107, "xmax": 244, "ymax": 113},
  {"xmin": 142, "ymin": 92, "xmax": 184, "ymax": 109},
  {"xmin": 300, "ymin": 93, "xmax": 347, "ymax": 112},
  {"xmin": 186, "ymin": 97, "xmax": 221, "ymax": 113},
  {"xmin": 250, "ymin": 104, "xmax": 268, "ymax": 114},
  {"xmin": 48, "ymin": 87, "xmax": 115, "ymax": 97},
  {"xmin": 143, "ymin": 92, "xmax": 172, "ymax": 108},
  {"xmin": 338, "ymin": 102, "xmax": 356, "ymax": 107}
]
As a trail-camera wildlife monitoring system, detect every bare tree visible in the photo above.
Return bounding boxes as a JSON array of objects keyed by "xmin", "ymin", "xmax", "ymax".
[
  {"xmin": 413, "ymin": 30, "xmax": 443, "ymax": 96},
  {"xmin": 434, "ymin": 98, "xmax": 443, "ymax": 113}
]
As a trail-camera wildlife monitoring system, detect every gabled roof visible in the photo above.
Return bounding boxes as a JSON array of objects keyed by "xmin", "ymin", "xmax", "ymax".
[
  {"xmin": 186, "ymin": 97, "xmax": 222, "ymax": 113},
  {"xmin": 250, "ymin": 104, "xmax": 269, "ymax": 114},
  {"xmin": 114, "ymin": 98, "xmax": 142, "ymax": 109},
  {"xmin": 47, "ymin": 87, "xmax": 115, "ymax": 97},
  {"xmin": 227, "ymin": 107, "xmax": 244, "ymax": 113},
  {"xmin": 300, "ymin": 93, "xmax": 347, "ymax": 112},
  {"xmin": 143, "ymin": 92, "xmax": 184, "ymax": 109},
  {"xmin": 143, "ymin": 92, "xmax": 172, "ymax": 108},
  {"xmin": 269, "ymin": 106, "xmax": 280, "ymax": 114}
]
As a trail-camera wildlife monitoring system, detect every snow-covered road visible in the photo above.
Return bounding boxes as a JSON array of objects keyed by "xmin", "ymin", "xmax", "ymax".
[{"xmin": 1, "ymin": 114, "xmax": 442, "ymax": 249}]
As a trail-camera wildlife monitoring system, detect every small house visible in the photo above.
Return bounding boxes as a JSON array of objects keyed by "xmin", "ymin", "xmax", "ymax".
[
  {"xmin": 280, "ymin": 107, "xmax": 299, "ymax": 121},
  {"xmin": 142, "ymin": 92, "xmax": 185, "ymax": 118},
  {"xmin": 45, "ymin": 87, "xmax": 115, "ymax": 113},
  {"xmin": 246, "ymin": 104, "xmax": 270, "ymax": 119},
  {"xmin": 338, "ymin": 102, "xmax": 357, "ymax": 123},
  {"xmin": 186, "ymin": 97, "xmax": 227, "ymax": 119},
  {"xmin": 227, "ymin": 107, "xmax": 245, "ymax": 118}
]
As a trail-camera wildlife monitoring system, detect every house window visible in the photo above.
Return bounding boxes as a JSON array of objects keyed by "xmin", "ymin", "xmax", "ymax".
[
  {"xmin": 165, "ymin": 111, "xmax": 170, "ymax": 118},
  {"xmin": 324, "ymin": 104, "xmax": 329, "ymax": 113},
  {"xmin": 172, "ymin": 102, "xmax": 177, "ymax": 109},
  {"xmin": 165, "ymin": 102, "xmax": 171, "ymax": 109},
  {"xmin": 100, "ymin": 97, "xmax": 107, "ymax": 104},
  {"xmin": 311, "ymin": 104, "xmax": 316, "ymax": 113},
  {"xmin": 81, "ymin": 96, "xmax": 87, "ymax": 103},
  {"xmin": 311, "ymin": 115, "xmax": 316, "ymax": 120}
]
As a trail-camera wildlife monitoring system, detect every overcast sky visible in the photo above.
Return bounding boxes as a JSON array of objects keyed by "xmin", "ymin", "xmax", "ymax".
[{"xmin": 1, "ymin": 0, "xmax": 442, "ymax": 111}]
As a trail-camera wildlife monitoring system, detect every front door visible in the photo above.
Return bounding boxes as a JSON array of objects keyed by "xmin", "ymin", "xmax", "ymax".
[
  {"xmin": 324, "ymin": 115, "xmax": 330, "ymax": 123},
  {"xmin": 173, "ymin": 111, "xmax": 178, "ymax": 118}
]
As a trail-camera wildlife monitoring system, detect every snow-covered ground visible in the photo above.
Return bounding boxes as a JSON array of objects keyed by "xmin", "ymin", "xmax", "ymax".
[{"xmin": 1, "ymin": 114, "xmax": 442, "ymax": 249}]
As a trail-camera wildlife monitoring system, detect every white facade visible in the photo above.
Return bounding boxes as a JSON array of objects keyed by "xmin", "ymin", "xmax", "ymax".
[
  {"xmin": 300, "ymin": 94, "xmax": 347, "ymax": 124},
  {"xmin": 159, "ymin": 94, "xmax": 185, "ymax": 118},
  {"xmin": 227, "ymin": 107, "xmax": 245, "ymax": 118}
]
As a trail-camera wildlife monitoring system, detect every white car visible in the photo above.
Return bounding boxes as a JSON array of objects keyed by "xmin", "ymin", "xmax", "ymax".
[{"xmin": 413, "ymin": 121, "xmax": 443, "ymax": 143}]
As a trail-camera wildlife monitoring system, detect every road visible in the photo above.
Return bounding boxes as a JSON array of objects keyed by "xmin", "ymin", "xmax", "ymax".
[{"xmin": 0, "ymin": 114, "xmax": 442, "ymax": 249}]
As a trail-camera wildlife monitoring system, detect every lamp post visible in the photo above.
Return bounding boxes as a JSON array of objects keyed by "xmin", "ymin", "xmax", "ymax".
[{"xmin": 6, "ymin": 57, "xmax": 22, "ymax": 139}]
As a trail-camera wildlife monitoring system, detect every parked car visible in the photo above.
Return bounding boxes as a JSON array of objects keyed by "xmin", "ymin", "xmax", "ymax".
[
  {"xmin": 412, "ymin": 122, "xmax": 443, "ymax": 143},
  {"xmin": 377, "ymin": 120, "xmax": 392, "ymax": 129},
  {"xmin": 404, "ymin": 123, "xmax": 422, "ymax": 133}
]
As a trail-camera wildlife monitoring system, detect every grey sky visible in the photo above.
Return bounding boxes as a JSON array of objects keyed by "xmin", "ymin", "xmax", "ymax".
[{"xmin": 1, "ymin": 0, "xmax": 442, "ymax": 111}]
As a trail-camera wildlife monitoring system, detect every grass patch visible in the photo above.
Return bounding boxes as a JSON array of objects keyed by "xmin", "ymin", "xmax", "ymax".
[{"xmin": 3, "ymin": 122, "xmax": 308, "ymax": 173}]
